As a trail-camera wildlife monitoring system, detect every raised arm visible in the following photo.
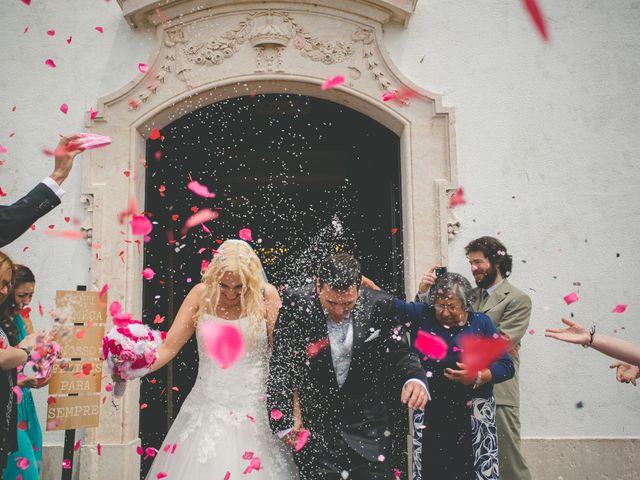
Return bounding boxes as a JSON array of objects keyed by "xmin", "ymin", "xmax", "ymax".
[
  {"xmin": 545, "ymin": 318, "xmax": 640, "ymax": 366},
  {"xmin": 148, "ymin": 283, "xmax": 203, "ymax": 373}
]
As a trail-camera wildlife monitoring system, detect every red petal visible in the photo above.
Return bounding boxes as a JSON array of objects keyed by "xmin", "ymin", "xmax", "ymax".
[{"xmin": 523, "ymin": 0, "xmax": 549, "ymax": 41}]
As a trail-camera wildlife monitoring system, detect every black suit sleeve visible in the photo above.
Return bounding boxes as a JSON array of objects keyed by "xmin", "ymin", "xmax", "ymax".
[
  {"xmin": 0, "ymin": 182, "xmax": 61, "ymax": 247},
  {"xmin": 382, "ymin": 298, "xmax": 428, "ymax": 395},
  {"xmin": 266, "ymin": 292, "xmax": 305, "ymax": 435}
]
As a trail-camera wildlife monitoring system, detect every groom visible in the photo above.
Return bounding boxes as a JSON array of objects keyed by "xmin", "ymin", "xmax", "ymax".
[{"xmin": 267, "ymin": 253, "xmax": 429, "ymax": 479}]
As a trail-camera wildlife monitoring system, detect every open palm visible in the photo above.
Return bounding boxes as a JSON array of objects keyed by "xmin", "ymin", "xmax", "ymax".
[{"xmin": 544, "ymin": 318, "xmax": 590, "ymax": 345}]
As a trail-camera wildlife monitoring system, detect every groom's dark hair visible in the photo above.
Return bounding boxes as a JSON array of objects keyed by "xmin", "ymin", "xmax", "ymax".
[{"xmin": 317, "ymin": 253, "xmax": 361, "ymax": 291}]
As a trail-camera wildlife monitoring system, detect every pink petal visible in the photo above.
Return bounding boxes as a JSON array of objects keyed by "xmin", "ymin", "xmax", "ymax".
[
  {"xmin": 95, "ymin": 26, "xmax": 104, "ymax": 33},
  {"xmin": 130, "ymin": 215, "xmax": 153, "ymax": 235},
  {"xmin": 74, "ymin": 440, "xmax": 81, "ymax": 451},
  {"xmin": 45, "ymin": 59, "xmax": 56, "ymax": 68},
  {"xmin": 13, "ymin": 386, "xmax": 23, "ymax": 404},
  {"xmin": 44, "ymin": 230, "xmax": 84, "ymax": 240},
  {"xmin": 460, "ymin": 335, "xmax": 510, "ymax": 381},
  {"xmin": 138, "ymin": 63, "xmax": 148, "ymax": 73},
  {"xmin": 523, "ymin": 0, "xmax": 549, "ymax": 41},
  {"xmin": 563, "ymin": 292, "xmax": 579, "ymax": 305},
  {"xmin": 66, "ymin": 36, "xmax": 72, "ymax": 45},
  {"xmin": 270, "ymin": 409, "xmax": 283, "ymax": 421},
  {"xmin": 382, "ymin": 92, "xmax": 397, "ymax": 102},
  {"xmin": 109, "ymin": 301, "xmax": 122, "ymax": 317},
  {"xmin": 306, "ymin": 338, "xmax": 330, "ymax": 359},
  {"xmin": 157, "ymin": 474, "xmax": 167, "ymax": 480},
  {"xmin": 89, "ymin": 108, "xmax": 98, "ymax": 119},
  {"xmin": 414, "ymin": 330, "xmax": 448, "ymax": 360},
  {"xmin": 16, "ymin": 457, "xmax": 30, "ymax": 470},
  {"xmin": 47, "ymin": 29, "xmax": 55, "ymax": 36},
  {"xmin": 99, "ymin": 283, "xmax": 109, "ymax": 299},
  {"xmin": 449, "ymin": 187, "xmax": 466, "ymax": 207},
  {"xmin": 612, "ymin": 304, "xmax": 627, "ymax": 313},
  {"xmin": 187, "ymin": 181, "xmax": 216, "ymax": 198},
  {"xmin": 320, "ymin": 75, "xmax": 345, "ymax": 90},
  {"xmin": 224, "ymin": 473, "xmax": 230, "ymax": 480},
  {"xmin": 149, "ymin": 128, "xmax": 161, "ymax": 140},
  {"xmin": 105, "ymin": 383, "xmax": 113, "ymax": 392},
  {"xmin": 78, "ymin": 133, "xmax": 112, "ymax": 150},
  {"xmin": 200, "ymin": 322, "xmax": 245, "ymax": 369},
  {"xmin": 528, "ymin": 329, "xmax": 536, "ymax": 335},
  {"xmin": 142, "ymin": 267, "xmax": 155, "ymax": 280},
  {"xmin": 22, "ymin": 0, "xmax": 31, "ymax": 4},
  {"xmin": 0, "ymin": 143, "xmax": 8, "ymax": 154},
  {"xmin": 38, "ymin": 303, "xmax": 43, "ymax": 316},
  {"xmin": 294, "ymin": 429, "xmax": 310, "ymax": 452},
  {"xmin": 62, "ymin": 459, "xmax": 71, "ymax": 469},
  {"xmin": 238, "ymin": 228, "xmax": 252, "ymax": 242},
  {"xmin": 97, "ymin": 443, "xmax": 101, "ymax": 456},
  {"xmin": 181, "ymin": 209, "xmax": 219, "ymax": 235}
]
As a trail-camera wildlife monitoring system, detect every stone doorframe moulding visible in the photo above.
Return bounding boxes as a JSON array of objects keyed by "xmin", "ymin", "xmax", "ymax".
[{"xmin": 76, "ymin": 1, "xmax": 457, "ymax": 478}]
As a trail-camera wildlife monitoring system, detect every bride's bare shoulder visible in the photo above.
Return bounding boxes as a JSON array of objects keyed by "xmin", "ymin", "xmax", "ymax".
[{"xmin": 187, "ymin": 282, "xmax": 208, "ymax": 301}]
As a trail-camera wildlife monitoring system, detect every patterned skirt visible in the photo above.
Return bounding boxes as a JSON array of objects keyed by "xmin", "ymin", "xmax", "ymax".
[{"xmin": 412, "ymin": 396, "xmax": 499, "ymax": 480}]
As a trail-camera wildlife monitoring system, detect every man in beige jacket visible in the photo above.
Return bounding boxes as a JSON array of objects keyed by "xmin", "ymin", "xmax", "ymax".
[{"xmin": 465, "ymin": 236, "xmax": 532, "ymax": 480}]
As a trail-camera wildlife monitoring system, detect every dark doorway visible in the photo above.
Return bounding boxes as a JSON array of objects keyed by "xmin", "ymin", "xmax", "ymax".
[{"xmin": 139, "ymin": 93, "xmax": 403, "ymax": 477}]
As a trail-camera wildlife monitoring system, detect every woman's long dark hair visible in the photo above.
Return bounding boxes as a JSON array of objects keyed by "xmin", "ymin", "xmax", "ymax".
[{"xmin": 0, "ymin": 252, "xmax": 18, "ymax": 345}]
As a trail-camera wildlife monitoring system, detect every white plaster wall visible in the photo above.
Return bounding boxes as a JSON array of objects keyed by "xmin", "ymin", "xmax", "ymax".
[
  {"xmin": 0, "ymin": 0, "xmax": 155, "ymax": 446},
  {"xmin": 384, "ymin": 1, "xmax": 640, "ymax": 437},
  {"xmin": 0, "ymin": 0, "xmax": 638, "ymax": 456}
]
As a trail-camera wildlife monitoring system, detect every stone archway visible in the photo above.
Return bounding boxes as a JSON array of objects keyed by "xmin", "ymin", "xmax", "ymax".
[{"xmin": 75, "ymin": 1, "xmax": 458, "ymax": 478}]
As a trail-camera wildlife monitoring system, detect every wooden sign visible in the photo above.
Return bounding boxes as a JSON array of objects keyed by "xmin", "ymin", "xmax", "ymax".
[
  {"xmin": 48, "ymin": 361, "xmax": 102, "ymax": 395},
  {"xmin": 59, "ymin": 325, "xmax": 105, "ymax": 359},
  {"xmin": 55, "ymin": 290, "xmax": 107, "ymax": 325},
  {"xmin": 46, "ymin": 394, "xmax": 101, "ymax": 431}
]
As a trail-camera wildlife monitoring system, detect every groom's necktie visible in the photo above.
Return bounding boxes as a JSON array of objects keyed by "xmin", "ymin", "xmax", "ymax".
[{"xmin": 327, "ymin": 316, "xmax": 353, "ymax": 388}]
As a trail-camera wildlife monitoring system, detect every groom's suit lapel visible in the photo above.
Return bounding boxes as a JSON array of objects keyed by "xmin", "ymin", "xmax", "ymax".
[{"xmin": 307, "ymin": 291, "xmax": 340, "ymax": 392}]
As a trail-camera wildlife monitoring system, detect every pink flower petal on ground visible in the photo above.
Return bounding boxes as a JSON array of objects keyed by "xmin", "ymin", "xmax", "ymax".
[
  {"xmin": 138, "ymin": 63, "xmax": 148, "ymax": 73},
  {"xmin": 449, "ymin": 187, "xmax": 466, "ymax": 207},
  {"xmin": 270, "ymin": 409, "xmax": 284, "ymax": 421},
  {"xmin": 16, "ymin": 457, "xmax": 30, "ymax": 470},
  {"xmin": 47, "ymin": 29, "xmax": 55, "ymax": 36},
  {"xmin": 238, "ymin": 228, "xmax": 252, "ymax": 242},
  {"xmin": 612, "ymin": 304, "xmax": 627, "ymax": 313},
  {"xmin": 13, "ymin": 386, "xmax": 23, "ymax": 404},
  {"xmin": 563, "ymin": 292, "xmax": 579, "ymax": 305},
  {"xmin": 142, "ymin": 268, "xmax": 155, "ymax": 280},
  {"xmin": 130, "ymin": 215, "xmax": 153, "ymax": 235},
  {"xmin": 200, "ymin": 322, "xmax": 245, "ymax": 369},
  {"xmin": 95, "ymin": 26, "xmax": 104, "ymax": 33},
  {"xmin": 523, "ymin": 0, "xmax": 549, "ymax": 41},
  {"xmin": 414, "ymin": 330, "xmax": 448, "ymax": 360},
  {"xmin": 45, "ymin": 59, "xmax": 56, "ymax": 68},
  {"xmin": 294, "ymin": 429, "xmax": 310, "ymax": 452},
  {"xmin": 187, "ymin": 181, "xmax": 216, "ymax": 198},
  {"xmin": 99, "ymin": 284, "xmax": 109, "ymax": 299},
  {"xmin": 320, "ymin": 75, "xmax": 345, "ymax": 90},
  {"xmin": 181, "ymin": 209, "xmax": 219, "ymax": 235}
]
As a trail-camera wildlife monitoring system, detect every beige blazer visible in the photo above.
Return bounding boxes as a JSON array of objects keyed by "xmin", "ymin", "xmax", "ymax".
[{"xmin": 472, "ymin": 279, "xmax": 531, "ymax": 407}]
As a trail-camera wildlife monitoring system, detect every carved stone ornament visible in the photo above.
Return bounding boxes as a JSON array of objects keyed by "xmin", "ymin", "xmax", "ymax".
[
  {"xmin": 447, "ymin": 210, "xmax": 461, "ymax": 241},
  {"xmin": 129, "ymin": 11, "xmax": 399, "ymax": 108}
]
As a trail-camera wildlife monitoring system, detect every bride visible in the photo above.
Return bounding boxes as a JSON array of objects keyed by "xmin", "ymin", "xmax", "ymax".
[{"xmin": 140, "ymin": 239, "xmax": 298, "ymax": 479}]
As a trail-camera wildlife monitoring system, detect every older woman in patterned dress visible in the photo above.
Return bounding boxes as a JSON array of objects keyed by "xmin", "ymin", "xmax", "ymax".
[{"xmin": 395, "ymin": 272, "xmax": 515, "ymax": 480}]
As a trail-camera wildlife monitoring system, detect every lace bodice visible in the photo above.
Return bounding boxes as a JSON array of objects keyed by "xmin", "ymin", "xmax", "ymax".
[{"xmin": 190, "ymin": 314, "xmax": 270, "ymax": 410}]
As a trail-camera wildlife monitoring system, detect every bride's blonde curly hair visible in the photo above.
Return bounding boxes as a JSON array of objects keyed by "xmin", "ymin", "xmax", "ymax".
[{"xmin": 197, "ymin": 239, "xmax": 266, "ymax": 342}]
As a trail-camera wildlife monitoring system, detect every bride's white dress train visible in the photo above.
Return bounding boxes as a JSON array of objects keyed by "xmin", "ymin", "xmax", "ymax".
[{"xmin": 146, "ymin": 315, "xmax": 298, "ymax": 479}]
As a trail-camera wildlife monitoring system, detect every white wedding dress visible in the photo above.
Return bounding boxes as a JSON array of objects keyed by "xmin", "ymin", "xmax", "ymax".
[{"xmin": 146, "ymin": 315, "xmax": 298, "ymax": 479}]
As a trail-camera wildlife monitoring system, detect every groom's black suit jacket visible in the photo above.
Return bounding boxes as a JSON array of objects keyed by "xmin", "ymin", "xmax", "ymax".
[
  {"xmin": 267, "ymin": 284, "xmax": 428, "ymax": 462},
  {"xmin": 0, "ymin": 182, "xmax": 61, "ymax": 247}
]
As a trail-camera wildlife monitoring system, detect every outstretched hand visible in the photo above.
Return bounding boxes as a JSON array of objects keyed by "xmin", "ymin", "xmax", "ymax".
[
  {"xmin": 544, "ymin": 318, "xmax": 590, "ymax": 345},
  {"xmin": 401, "ymin": 380, "xmax": 428, "ymax": 410},
  {"xmin": 444, "ymin": 362, "xmax": 476, "ymax": 386},
  {"xmin": 51, "ymin": 134, "xmax": 83, "ymax": 185},
  {"xmin": 610, "ymin": 362, "xmax": 639, "ymax": 386}
]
